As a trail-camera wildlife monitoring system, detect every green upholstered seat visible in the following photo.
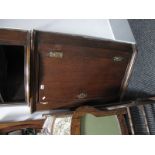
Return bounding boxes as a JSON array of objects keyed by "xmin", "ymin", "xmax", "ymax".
[{"xmin": 80, "ymin": 114, "xmax": 121, "ymax": 135}]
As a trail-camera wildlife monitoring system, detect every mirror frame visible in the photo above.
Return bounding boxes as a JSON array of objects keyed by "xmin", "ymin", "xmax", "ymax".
[
  {"xmin": 0, "ymin": 119, "xmax": 44, "ymax": 135},
  {"xmin": 71, "ymin": 106, "xmax": 128, "ymax": 135}
]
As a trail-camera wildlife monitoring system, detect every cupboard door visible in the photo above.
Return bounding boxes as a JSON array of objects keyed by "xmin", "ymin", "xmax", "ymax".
[
  {"xmin": 34, "ymin": 31, "xmax": 134, "ymax": 111},
  {"xmin": 0, "ymin": 29, "xmax": 31, "ymax": 107}
]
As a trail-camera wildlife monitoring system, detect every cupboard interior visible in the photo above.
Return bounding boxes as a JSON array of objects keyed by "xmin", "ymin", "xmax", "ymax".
[{"xmin": 0, "ymin": 45, "xmax": 26, "ymax": 104}]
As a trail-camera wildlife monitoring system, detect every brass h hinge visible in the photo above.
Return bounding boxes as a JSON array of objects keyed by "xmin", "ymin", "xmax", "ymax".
[
  {"xmin": 113, "ymin": 56, "xmax": 124, "ymax": 62},
  {"xmin": 48, "ymin": 51, "xmax": 63, "ymax": 58}
]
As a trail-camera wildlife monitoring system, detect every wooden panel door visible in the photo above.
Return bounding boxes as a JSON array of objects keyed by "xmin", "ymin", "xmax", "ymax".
[{"xmin": 33, "ymin": 31, "xmax": 135, "ymax": 111}]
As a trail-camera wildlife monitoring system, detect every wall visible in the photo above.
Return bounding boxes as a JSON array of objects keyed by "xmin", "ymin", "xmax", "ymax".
[
  {"xmin": 0, "ymin": 19, "xmax": 135, "ymax": 43},
  {"xmin": 109, "ymin": 19, "xmax": 135, "ymax": 43},
  {"xmin": 0, "ymin": 19, "xmax": 114, "ymax": 40}
]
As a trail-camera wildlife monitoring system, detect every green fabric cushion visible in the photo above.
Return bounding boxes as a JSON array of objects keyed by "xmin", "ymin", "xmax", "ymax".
[{"xmin": 80, "ymin": 114, "xmax": 121, "ymax": 135}]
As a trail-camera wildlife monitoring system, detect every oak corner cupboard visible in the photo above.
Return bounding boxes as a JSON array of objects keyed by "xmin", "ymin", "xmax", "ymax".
[{"xmin": 0, "ymin": 28, "xmax": 137, "ymax": 113}]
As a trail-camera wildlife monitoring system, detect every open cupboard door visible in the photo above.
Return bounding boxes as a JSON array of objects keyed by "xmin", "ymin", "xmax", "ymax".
[
  {"xmin": 32, "ymin": 30, "xmax": 137, "ymax": 111},
  {"xmin": 0, "ymin": 29, "xmax": 32, "ymax": 110}
]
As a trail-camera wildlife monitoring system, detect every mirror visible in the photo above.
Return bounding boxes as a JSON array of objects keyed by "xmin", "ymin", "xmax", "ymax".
[
  {"xmin": 7, "ymin": 128, "xmax": 39, "ymax": 135},
  {"xmin": 80, "ymin": 114, "xmax": 122, "ymax": 135}
]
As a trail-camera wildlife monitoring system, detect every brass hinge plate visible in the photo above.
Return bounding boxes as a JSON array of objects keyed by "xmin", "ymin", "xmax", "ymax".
[{"xmin": 48, "ymin": 51, "xmax": 63, "ymax": 58}]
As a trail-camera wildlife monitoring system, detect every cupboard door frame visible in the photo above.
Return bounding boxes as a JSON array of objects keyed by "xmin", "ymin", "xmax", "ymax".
[{"xmin": 0, "ymin": 28, "xmax": 31, "ymax": 109}]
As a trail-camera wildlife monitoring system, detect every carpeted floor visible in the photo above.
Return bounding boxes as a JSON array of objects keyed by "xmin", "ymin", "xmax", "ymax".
[{"xmin": 127, "ymin": 19, "xmax": 155, "ymax": 134}]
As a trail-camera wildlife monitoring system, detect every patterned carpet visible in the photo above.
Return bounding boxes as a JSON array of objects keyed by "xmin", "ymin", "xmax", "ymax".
[{"xmin": 126, "ymin": 20, "xmax": 155, "ymax": 134}]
